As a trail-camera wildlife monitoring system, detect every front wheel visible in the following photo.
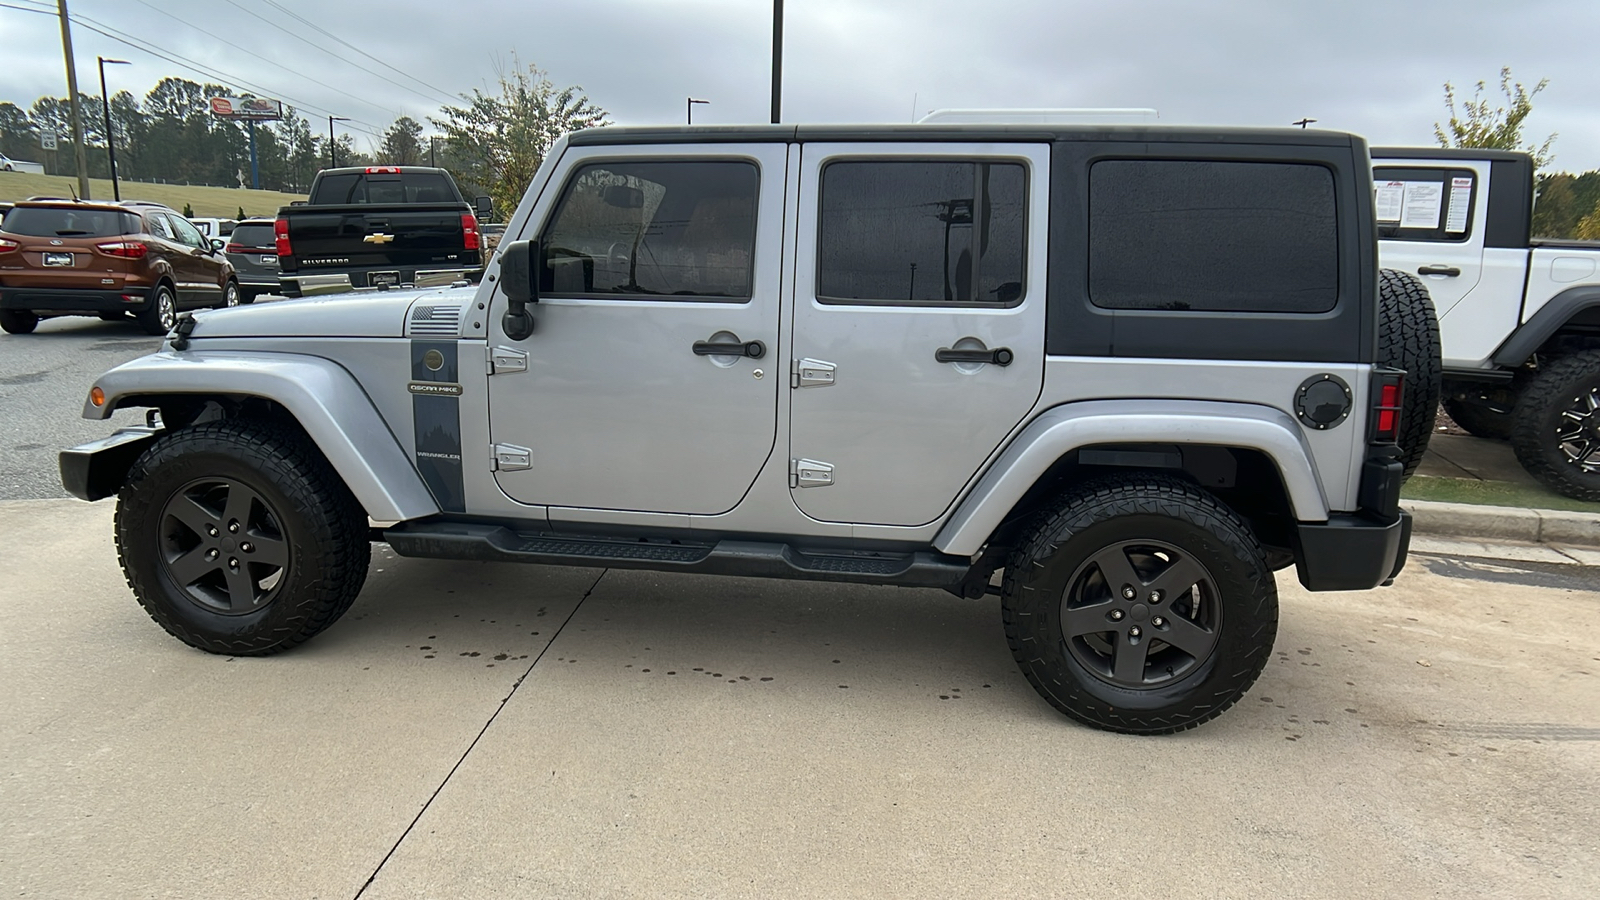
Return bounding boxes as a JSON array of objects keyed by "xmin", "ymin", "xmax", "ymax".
[
  {"xmin": 0, "ymin": 309, "xmax": 39, "ymax": 334},
  {"xmin": 1001, "ymin": 474, "xmax": 1278, "ymax": 734},
  {"xmin": 115, "ymin": 420, "xmax": 370, "ymax": 654},
  {"xmin": 1511, "ymin": 351, "xmax": 1600, "ymax": 501}
]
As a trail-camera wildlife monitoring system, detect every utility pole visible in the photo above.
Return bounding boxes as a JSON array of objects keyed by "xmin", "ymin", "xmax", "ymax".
[
  {"xmin": 328, "ymin": 115, "xmax": 349, "ymax": 168},
  {"xmin": 770, "ymin": 0, "xmax": 783, "ymax": 124},
  {"xmin": 98, "ymin": 56, "xmax": 129, "ymax": 200},
  {"xmin": 57, "ymin": 0, "xmax": 91, "ymax": 199}
]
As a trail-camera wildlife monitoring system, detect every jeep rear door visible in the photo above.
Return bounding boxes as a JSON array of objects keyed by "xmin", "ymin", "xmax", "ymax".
[
  {"xmin": 486, "ymin": 143, "xmax": 787, "ymax": 514},
  {"xmin": 786, "ymin": 143, "xmax": 1049, "ymax": 526}
]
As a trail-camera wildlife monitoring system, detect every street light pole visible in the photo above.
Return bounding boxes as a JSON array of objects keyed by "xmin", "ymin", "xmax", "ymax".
[
  {"xmin": 687, "ymin": 98, "xmax": 709, "ymax": 125},
  {"xmin": 770, "ymin": 0, "xmax": 783, "ymax": 124},
  {"xmin": 328, "ymin": 115, "xmax": 349, "ymax": 168},
  {"xmin": 97, "ymin": 56, "xmax": 129, "ymax": 200},
  {"xmin": 57, "ymin": 0, "xmax": 91, "ymax": 199}
]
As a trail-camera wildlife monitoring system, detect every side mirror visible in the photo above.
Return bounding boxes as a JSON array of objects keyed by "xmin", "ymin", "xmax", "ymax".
[
  {"xmin": 210, "ymin": 238, "xmax": 226, "ymax": 251},
  {"xmin": 474, "ymin": 195, "xmax": 494, "ymax": 218},
  {"xmin": 498, "ymin": 239, "xmax": 538, "ymax": 341}
]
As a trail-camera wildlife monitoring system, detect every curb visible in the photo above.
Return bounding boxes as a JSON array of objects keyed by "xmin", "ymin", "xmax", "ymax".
[{"xmin": 1403, "ymin": 499, "xmax": 1600, "ymax": 548}]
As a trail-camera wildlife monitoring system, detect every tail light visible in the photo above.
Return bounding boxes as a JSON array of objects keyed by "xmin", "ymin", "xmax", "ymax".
[
  {"xmin": 461, "ymin": 213, "xmax": 480, "ymax": 251},
  {"xmin": 96, "ymin": 240, "xmax": 148, "ymax": 259},
  {"xmin": 0, "ymin": 237, "xmax": 18, "ymax": 252},
  {"xmin": 274, "ymin": 217, "xmax": 291, "ymax": 257},
  {"xmin": 366, "ymin": 166, "xmax": 401, "ymax": 174},
  {"xmin": 1370, "ymin": 370, "xmax": 1405, "ymax": 444},
  {"xmin": 224, "ymin": 242, "xmax": 244, "ymax": 253}
]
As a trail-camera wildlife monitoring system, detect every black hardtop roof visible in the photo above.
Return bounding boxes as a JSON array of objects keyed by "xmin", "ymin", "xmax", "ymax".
[
  {"xmin": 1372, "ymin": 146, "xmax": 1531, "ymax": 163},
  {"xmin": 567, "ymin": 123, "xmax": 1361, "ymax": 148}
]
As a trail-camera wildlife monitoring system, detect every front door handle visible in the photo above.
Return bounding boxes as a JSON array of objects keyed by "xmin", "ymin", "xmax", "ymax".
[
  {"xmin": 936, "ymin": 346, "xmax": 1013, "ymax": 366},
  {"xmin": 693, "ymin": 338, "xmax": 766, "ymax": 359},
  {"xmin": 1417, "ymin": 265, "xmax": 1461, "ymax": 277}
]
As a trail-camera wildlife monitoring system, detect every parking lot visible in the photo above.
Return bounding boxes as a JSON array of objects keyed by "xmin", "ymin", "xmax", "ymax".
[{"xmin": 3, "ymin": 492, "xmax": 1596, "ymax": 899}]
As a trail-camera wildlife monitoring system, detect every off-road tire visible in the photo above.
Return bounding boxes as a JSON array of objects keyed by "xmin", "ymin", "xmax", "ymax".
[
  {"xmin": 1378, "ymin": 268, "xmax": 1442, "ymax": 479},
  {"xmin": 1511, "ymin": 350, "xmax": 1600, "ymax": 501},
  {"xmin": 115, "ymin": 420, "xmax": 370, "ymax": 655},
  {"xmin": 1443, "ymin": 395, "xmax": 1513, "ymax": 441},
  {"xmin": 0, "ymin": 310, "xmax": 38, "ymax": 334},
  {"xmin": 136, "ymin": 284, "xmax": 177, "ymax": 336},
  {"xmin": 1001, "ymin": 474, "xmax": 1278, "ymax": 735}
]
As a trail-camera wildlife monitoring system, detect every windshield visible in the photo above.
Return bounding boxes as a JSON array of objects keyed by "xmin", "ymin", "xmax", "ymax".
[{"xmin": 1, "ymin": 207, "xmax": 137, "ymax": 238}]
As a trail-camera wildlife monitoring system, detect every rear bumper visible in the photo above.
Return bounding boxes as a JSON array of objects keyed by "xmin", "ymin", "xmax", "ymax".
[
  {"xmin": 1, "ymin": 286, "xmax": 150, "ymax": 313},
  {"xmin": 280, "ymin": 265, "xmax": 481, "ymax": 297},
  {"xmin": 1294, "ymin": 511, "xmax": 1411, "ymax": 591}
]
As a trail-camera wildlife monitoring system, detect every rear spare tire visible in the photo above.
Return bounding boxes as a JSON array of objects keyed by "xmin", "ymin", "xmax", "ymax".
[{"xmin": 1378, "ymin": 268, "xmax": 1442, "ymax": 479}]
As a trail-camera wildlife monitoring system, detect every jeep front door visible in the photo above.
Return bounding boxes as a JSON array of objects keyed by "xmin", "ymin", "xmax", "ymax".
[
  {"xmin": 486, "ymin": 144, "xmax": 788, "ymax": 514},
  {"xmin": 787, "ymin": 143, "xmax": 1049, "ymax": 526}
]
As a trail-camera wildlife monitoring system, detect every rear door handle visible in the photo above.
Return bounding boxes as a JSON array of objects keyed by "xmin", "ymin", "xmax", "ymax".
[
  {"xmin": 1417, "ymin": 265, "xmax": 1461, "ymax": 277},
  {"xmin": 936, "ymin": 346, "xmax": 1013, "ymax": 366},
  {"xmin": 693, "ymin": 339, "xmax": 766, "ymax": 359}
]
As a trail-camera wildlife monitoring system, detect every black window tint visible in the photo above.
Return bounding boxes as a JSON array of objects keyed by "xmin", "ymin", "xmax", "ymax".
[
  {"xmin": 1, "ymin": 206, "xmax": 132, "ymax": 238},
  {"xmin": 818, "ymin": 160, "xmax": 1026, "ymax": 305},
  {"xmin": 1373, "ymin": 166, "xmax": 1476, "ymax": 243},
  {"xmin": 540, "ymin": 160, "xmax": 759, "ymax": 299},
  {"xmin": 310, "ymin": 172, "xmax": 457, "ymax": 205},
  {"xmin": 1089, "ymin": 160, "xmax": 1338, "ymax": 313},
  {"xmin": 229, "ymin": 224, "xmax": 274, "ymax": 247}
]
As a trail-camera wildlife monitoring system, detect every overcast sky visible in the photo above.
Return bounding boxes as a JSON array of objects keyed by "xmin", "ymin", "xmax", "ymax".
[{"xmin": 2, "ymin": 0, "xmax": 1596, "ymax": 172}]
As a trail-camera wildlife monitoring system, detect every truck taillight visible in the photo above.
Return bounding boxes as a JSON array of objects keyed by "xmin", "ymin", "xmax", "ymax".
[
  {"xmin": 274, "ymin": 217, "xmax": 291, "ymax": 257},
  {"xmin": 366, "ymin": 166, "xmax": 401, "ymax": 174},
  {"xmin": 95, "ymin": 240, "xmax": 147, "ymax": 258},
  {"xmin": 1370, "ymin": 371, "xmax": 1405, "ymax": 444},
  {"xmin": 461, "ymin": 213, "xmax": 479, "ymax": 251}
]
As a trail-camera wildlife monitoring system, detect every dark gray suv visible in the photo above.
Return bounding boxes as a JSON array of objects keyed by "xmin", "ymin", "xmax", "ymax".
[{"xmin": 221, "ymin": 219, "xmax": 279, "ymax": 303}]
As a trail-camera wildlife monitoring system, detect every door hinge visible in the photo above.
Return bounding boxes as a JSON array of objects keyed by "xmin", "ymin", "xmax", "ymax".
[
  {"xmin": 491, "ymin": 443, "xmax": 532, "ymax": 471},
  {"xmin": 488, "ymin": 346, "xmax": 529, "ymax": 375},
  {"xmin": 791, "ymin": 357, "xmax": 836, "ymax": 389},
  {"xmin": 790, "ymin": 458, "xmax": 834, "ymax": 488}
]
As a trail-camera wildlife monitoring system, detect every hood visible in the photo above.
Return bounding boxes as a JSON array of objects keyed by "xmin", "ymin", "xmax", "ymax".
[{"xmin": 185, "ymin": 285, "xmax": 479, "ymax": 340}]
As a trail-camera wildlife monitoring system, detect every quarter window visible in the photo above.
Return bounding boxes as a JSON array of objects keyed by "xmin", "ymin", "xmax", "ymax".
[
  {"xmin": 1088, "ymin": 159, "xmax": 1339, "ymax": 313},
  {"xmin": 540, "ymin": 160, "xmax": 759, "ymax": 300},
  {"xmin": 817, "ymin": 160, "xmax": 1027, "ymax": 305}
]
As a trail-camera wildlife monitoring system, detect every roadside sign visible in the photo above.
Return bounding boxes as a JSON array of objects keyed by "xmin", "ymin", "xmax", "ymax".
[
  {"xmin": 208, "ymin": 96, "xmax": 284, "ymax": 121},
  {"xmin": 40, "ymin": 131, "xmax": 57, "ymax": 151}
]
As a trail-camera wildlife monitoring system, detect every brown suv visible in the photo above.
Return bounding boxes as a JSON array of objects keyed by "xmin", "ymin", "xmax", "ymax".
[{"xmin": 0, "ymin": 199, "xmax": 239, "ymax": 335}]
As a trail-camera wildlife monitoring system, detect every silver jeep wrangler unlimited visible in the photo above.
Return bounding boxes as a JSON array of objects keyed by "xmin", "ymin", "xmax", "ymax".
[{"xmin": 63, "ymin": 124, "xmax": 1430, "ymax": 734}]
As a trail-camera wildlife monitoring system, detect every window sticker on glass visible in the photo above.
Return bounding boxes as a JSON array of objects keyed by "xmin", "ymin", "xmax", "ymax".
[
  {"xmin": 1375, "ymin": 181, "xmax": 1404, "ymax": 223},
  {"xmin": 1445, "ymin": 176, "xmax": 1473, "ymax": 233},
  {"xmin": 1400, "ymin": 181, "xmax": 1443, "ymax": 229}
]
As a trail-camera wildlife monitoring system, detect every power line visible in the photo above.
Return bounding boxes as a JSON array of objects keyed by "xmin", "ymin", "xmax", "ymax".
[
  {"xmin": 128, "ymin": 0, "xmax": 405, "ymax": 123},
  {"xmin": 244, "ymin": 0, "xmax": 459, "ymax": 107}
]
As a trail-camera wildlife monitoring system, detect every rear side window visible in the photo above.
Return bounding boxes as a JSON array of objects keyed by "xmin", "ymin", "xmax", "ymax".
[
  {"xmin": 1088, "ymin": 160, "xmax": 1338, "ymax": 313},
  {"xmin": 539, "ymin": 160, "xmax": 759, "ymax": 299},
  {"xmin": 1, "ymin": 207, "xmax": 135, "ymax": 238},
  {"xmin": 1373, "ymin": 166, "xmax": 1476, "ymax": 242},
  {"xmin": 229, "ymin": 223, "xmax": 274, "ymax": 247},
  {"xmin": 310, "ymin": 172, "xmax": 458, "ymax": 205},
  {"xmin": 817, "ymin": 160, "xmax": 1027, "ymax": 305}
]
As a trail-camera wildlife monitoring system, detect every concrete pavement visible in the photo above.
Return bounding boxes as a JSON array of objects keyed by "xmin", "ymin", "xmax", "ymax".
[{"xmin": 3, "ymin": 498, "xmax": 1596, "ymax": 899}]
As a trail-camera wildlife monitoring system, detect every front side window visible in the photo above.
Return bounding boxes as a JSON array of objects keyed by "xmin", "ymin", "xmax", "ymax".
[
  {"xmin": 145, "ymin": 213, "xmax": 174, "ymax": 241},
  {"xmin": 817, "ymin": 159, "xmax": 1027, "ymax": 305},
  {"xmin": 539, "ymin": 160, "xmax": 759, "ymax": 300},
  {"xmin": 168, "ymin": 214, "xmax": 208, "ymax": 249}
]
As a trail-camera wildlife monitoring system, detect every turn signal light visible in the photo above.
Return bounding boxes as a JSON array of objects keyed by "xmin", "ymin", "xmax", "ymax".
[
  {"xmin": 89, "ymin": 386, "xmax": 105, "ymax": 407},
  {"xmin": 95, "ymin": 241, "xmax": 147, "ymax": 258}
]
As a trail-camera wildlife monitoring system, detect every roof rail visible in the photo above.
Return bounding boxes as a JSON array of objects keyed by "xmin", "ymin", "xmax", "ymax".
[{"xmin": 918, "ymin": 108, "xmax": 1159, "ymax": 125}]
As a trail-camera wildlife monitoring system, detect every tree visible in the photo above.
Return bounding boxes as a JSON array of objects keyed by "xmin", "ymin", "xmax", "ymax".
[
  {"xmin": 1434, "ymin": 66, "xmax": 1557, "ymax": 170},
  {"xmin": 432, "ymin": 60, "xmax": 607, "ymax": 214},
  {"xmin": 1576, "ymin": 208, "xmax": 1600, "ymax": 241},
  {"xmin": 379, "ymin": 115, "xmax": 424, "ymax": 165}
]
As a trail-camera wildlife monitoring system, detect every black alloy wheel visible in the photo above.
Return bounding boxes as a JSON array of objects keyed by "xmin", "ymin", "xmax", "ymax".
[
  {"xmin": 158, "ymin": 477, "xmax": 289, "ymax": 615},
  {"xmin": 1512, "ymin": 350, "xmax": 1600, "ymax": 501}
]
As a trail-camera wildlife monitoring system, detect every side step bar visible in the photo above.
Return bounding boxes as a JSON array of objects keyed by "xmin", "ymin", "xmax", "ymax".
[{"xmin": 382, "ymin": 521, "xmax": 973, "ymax": 590}]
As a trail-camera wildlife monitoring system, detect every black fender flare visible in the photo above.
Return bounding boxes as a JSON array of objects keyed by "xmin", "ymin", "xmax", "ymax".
[{"xmin": 1492, "ymin": 285, "xmax": 1600, "ymax": 367}]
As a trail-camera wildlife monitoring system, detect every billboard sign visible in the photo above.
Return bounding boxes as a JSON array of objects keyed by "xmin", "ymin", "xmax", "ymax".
[{"xmin": 208, "ymin": 96, "xmax": 284, "ymax": 121}]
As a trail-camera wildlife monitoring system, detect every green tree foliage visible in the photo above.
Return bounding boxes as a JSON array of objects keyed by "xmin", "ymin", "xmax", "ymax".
[
  {"xmin": 432, "ymin": 60, "xmax": 607, "ymax": 215},
  {"xmin": 379, "ymin": 116, "xmax": 425, "ymax": 165},
  {"xmin": 1434, "ymin": 67, "xmax": 1557, "ymax": 170},
  {"xmin": 1532, "ymin": 171, "xmax": 1600, "ymax": 239}
]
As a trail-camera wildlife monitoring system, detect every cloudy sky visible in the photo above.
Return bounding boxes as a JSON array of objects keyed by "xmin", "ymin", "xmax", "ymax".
[{"xmin": 2, "ymin": 0, "xmax": 1596, "ymax": 171}]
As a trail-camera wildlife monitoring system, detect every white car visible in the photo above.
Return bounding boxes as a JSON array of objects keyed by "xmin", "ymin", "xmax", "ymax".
[
  {"xmin": 187, "ymin": 217, "xmax": 238, "ymax": 244},
  {"xmin": 0, "ymin": 153, "xmax": 47, "ymax": 174}
]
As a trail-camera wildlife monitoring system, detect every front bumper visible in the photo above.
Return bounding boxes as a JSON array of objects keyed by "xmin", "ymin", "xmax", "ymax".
[
  {"xmin": 1, "ymin": 286, "xmax": 150, "ymax": 313},
  {"xmin": 59, "ymin": 426, "xmax": 161, "ymax": 502}
]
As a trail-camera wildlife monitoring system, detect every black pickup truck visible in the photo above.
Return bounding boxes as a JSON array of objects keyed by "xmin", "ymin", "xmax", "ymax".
[{"xmin": 273, "ymin": 166, "xmax": 492, "ymax": 297}]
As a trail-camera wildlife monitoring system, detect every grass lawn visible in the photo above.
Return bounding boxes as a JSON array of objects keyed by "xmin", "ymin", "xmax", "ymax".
[
  {"xmin": 0, "ymin": 171, "xmax": 304, "ymax": 218},
  {"xmin": 1402, "ymin": 474, "xmax": 1600, "ymax": 513}
]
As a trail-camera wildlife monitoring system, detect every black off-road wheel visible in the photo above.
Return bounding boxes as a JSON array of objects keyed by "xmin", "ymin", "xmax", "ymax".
[
  {"xmin": 1378, "ymin": 268, "xmax": 1442, "ymax": 479},
  {"xmin": 115, "ymin": 420, "xmax": 370, "ymax": 655},
  {"xmin": 1001, "ymin": 474, "xmax": 1278, "ymax": 734},
  {"xmin": 0, "ymin": 309, "xmax": 38, "ymax": 334},
  {"xmin": 1511, "ymin": 350, "xmax": 1600, "ymax": 501}
]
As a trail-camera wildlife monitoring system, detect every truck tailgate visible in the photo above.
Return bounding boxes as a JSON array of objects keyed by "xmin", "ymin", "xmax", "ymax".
[{"xmin": 286, "ymin": 204, "xmax": 469, "ymax": 271}]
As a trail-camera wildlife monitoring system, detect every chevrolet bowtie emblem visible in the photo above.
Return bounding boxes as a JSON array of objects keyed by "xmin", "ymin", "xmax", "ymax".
[{"xmin": 363, "ymin": 233, "xmax": 395, "ymax": 244}]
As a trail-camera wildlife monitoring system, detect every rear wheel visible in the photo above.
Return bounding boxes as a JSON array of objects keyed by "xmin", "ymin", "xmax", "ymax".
[
  {"xmin": 136, "ymin": 284, "xmax": 177, "ymax": 336},
  {"xmin": 0, "ymin": 310, "xmax": 38, "ymax": 334},
  {"xmin": 1001, "ymin": 474, "xmax": 1278, "ymax": 734},
  {"xmin": 115, "ymin": 420, "xmax": 370, "ymax": 654},
  {"xmin": 1511, "ymin": 350, "xmax": 1600, "ymax": 501},
  {"xmin": 1378, "ymin": 268, "xmax": 1442, "ymax": 479}
]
